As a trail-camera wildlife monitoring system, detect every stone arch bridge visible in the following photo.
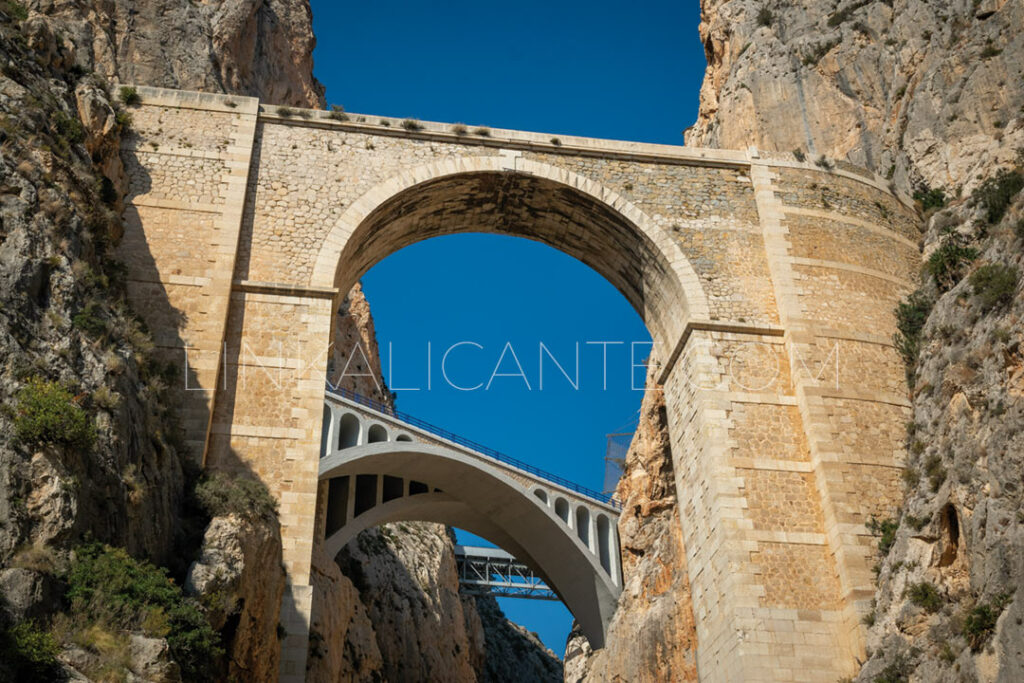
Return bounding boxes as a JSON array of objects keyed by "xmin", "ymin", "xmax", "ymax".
[{"xmin": 117, "ymin": 86, "xmax": 921, "ymax": 681}]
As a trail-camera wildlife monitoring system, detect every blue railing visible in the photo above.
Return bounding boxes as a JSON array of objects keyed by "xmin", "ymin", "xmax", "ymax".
[{"xmin": 325, "ymin": 384, "xmax": 622, "ymax": 509}]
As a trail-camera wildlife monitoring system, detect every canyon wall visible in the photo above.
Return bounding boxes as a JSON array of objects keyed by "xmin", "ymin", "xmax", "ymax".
[
  {"xmin": 688, "ymin": 0, "xmax": 1023, "ymax": 195},
  {"xmin": 1, "ymin": 2, "xmax": 559, "ymax": 681},
  {"xmin": 565, "ymin": 370, "xmax": 698, "ymax": 682},
  {"xmin": 28, "ymin": 0, "xmax": 325, "ymax": 108}
]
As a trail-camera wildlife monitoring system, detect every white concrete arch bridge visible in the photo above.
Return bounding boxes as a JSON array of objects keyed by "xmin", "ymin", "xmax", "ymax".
[{"xmin": 318, "ymin": 387, "xmax": 622, "ymax": 649}]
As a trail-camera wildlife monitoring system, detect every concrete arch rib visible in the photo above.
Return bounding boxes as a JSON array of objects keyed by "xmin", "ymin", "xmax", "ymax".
[
  {"xmin": 319, "ymin": 442, "xmax": 618, "ymax": 648},
  {"xmin": 308, "ymin": 156, "xmax": 711, "ymax": 353}
]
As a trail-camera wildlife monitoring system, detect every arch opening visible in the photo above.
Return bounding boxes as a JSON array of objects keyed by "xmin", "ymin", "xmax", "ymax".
[
  {"xmin": 576, "ymin": 506, "xmax": 591, "ymax": 548},
  {"xmin": 555, "ymin": 498, "xmax": 570, "ymax": 524},
  {"xmin": 319, "ymin": 442, "xmax": 620, "ymax": 649},
  {"xmin": 320, "ymin": 168, "xmax": 704, "ymax": 356},
  {"xmin": 367, "ymin": 423, "xmax": 388, "ymax": 443},
  {"xmin": 596, "ymin": 514, "xmax": 612, "ymax": 574},
  {"xmin": 337, "ymin": 413, "xmax": 361, "ymax": 449}
]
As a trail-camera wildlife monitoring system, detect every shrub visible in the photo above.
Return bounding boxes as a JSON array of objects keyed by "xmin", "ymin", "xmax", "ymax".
[
  {"xmin": 980, "ymin": 43, "xmax": 1002, "ymax": 59},
  {"xmin": 924, "ymin": 232, "xmax": 977, "ymax": 291},
  {"xmin": 925, "ymin": 454, "xmax": 947, "ymax": 491},
  {"xmin": 803, "ymin": 39, "xmax": 840, "ymax": 66},
  {"xmin": 14, "ymin": 378, "xmax": 96, "ymax": 451},
  {"xmin": 276, "ymin": 106, "xmax": 293, "ymax": 117},
  {"xmin": 963, "ymin": 594, "xmax": 1012, "ymax": 650},
  {"xmin": 66, "ymin": 543, "xmax": 221, "ymax": 679},
  {"xmin": 873, "ymin": 650, "xmax": 915, "ymax": 683},
  {"xmin": 756, "ymin": 7, "xmax": 773, "ymax": 26},
  {"xmin": 906, "ymin": 581, "xmax": 942, "ymax": 613},
  {"xmin": 913, "ymin": 186, "xmax": 946, "ymax": 211},
  {"xmin": 970, "ymin": 263, "xmax": 1018, "ymax": 310},
  {"xmin": 53, "ymin": 111, "xmax": 85, "ymax": 146},
  {"xmin": 792, "ymin": 148, "xmax": 806, "ymax": 162},
  {"xmin": 327, "ymin": 105, "xmax": 348, "ymax": 121},
  {"xmin": 119, "ymin": 86, "xmax": 141, "ymax": 106},
  {"xmin": 550, "ymin": 137, "xmax": 561, "ymax": 146},
  {"xmin": 0, "ymin": 621, "xmax": 59, "ymax": 680},
  {"xmin": 112, "ymin": 109, "xmax": 132, "ymax": 133},
  {"xmin": 1, "ymin": 1, "xmax": 29, "ymax": 21},
  {"xmin": 451, "ymin": 123, "xmax": 467, "ymax": 135},
  {"xmin": 72, "ymin": 301, "xmax": 107, "ymax": 336},
  {"xmin": 827, "ymin": 0, "xmax": 870, "ymax": 27},
  {"xmin": 474, "ymin": 126, "xmax": 491, "ymax": 137},
  {"xmin": 867, "ymin": 516, "xmax": 899, "ymax": 556},
  {"xmin": 815, "ymin": 155, "xmax": 833, "ymax": 170},
  {"xmin": 401, "ymin": 118, "xmax": 423, "ymax": 131},
  {"xmin": 893, "ymin": 289, "xmax": 933, "ymax": 377},
  {"xmin": 973, "ymin": 169, "xmax": 1024, "ymax": 225},
  {"xmin": 195, "ymin": 472, "xmax": 278, "ymax": 521}
]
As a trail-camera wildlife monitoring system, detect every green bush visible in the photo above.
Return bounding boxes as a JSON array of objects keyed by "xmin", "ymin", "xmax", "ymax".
[
  {"xmin": 924, "ymin": 233, "xmax": 977, "ymax": 291},
  {"xmin": 52, "ymin": 111, "xmax": 85, "ymax": 146},
  {"xmin": 1, "ymin": 1, "xmax": 29, "ymax": 21},
  {"xmin": 913, "ymin": 186, "xmax": 946, "ymax": 211},
  {"xmin": 67, "ymin": 543, "xmax": 221, "ymax": 679},
  {"xmin": 195, "ymin": 472, "xmax": 278, "ymax": 522},
  {"xmin": 924, "ymin": 454, "xmax": 947, "ymax": 491},
  {"xmin": 72, "ymin": 301, "xmax": 107, "ymax": 336},
  {"xmin": 973, "ymin": 169, "xmax": 1024, "ymax": 225},
  {"xmin": 401, "ymin": 118, "xmax": 423, "ymax": 131},
  {"xmin": 827, "ymin": 0, "xmax": 870, "ymax": 27},
  {"xmin": 867, "ymin": 516, "xmax": 899, "ymax": 556},
  {"xmin": 893, "ymin": 290, "xmax": 933, "ymax": 378},
  {"xmin": 327, "ymin": 104, "xmax": 348, "ymax": 121},
  {"xmin": 0, "ymin": 621, "xmax": 60, "ymax": 680},
  {"xmin": 14, "ymin": 378, "xmax": 96, "ymax": 451},
  {"xmin": 906, "ymin": 581, "xmax": 942, "ymax": 613},
  {"xmin": 873, "ymin": 650, "xmax": 915, "ymax": 683},
  {"xmin": 963, "ymin": 594, "xmax": 1012, "ymax": 651},
  {"xmin": 969, "ymin": 264, "xmax": 1018, "ymax": 310},
  {"xmin": 118, "ymin": 86, "xmax": 141, "ymax": 106},
  {"xmin": 756, "ymin": 7, "xmax": 773, "ymax": 26}
]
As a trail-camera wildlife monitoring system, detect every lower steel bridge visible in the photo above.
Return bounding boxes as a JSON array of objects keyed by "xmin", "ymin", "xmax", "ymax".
[{"xmin": 318, "ymin": 386, "xmax": 622, "ymax": 648}]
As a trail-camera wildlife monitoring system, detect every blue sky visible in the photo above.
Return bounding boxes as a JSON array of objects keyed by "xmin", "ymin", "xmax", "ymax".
[{"xmin": 311, "ymin": 0, "xmax": 706, "ymax": 656}]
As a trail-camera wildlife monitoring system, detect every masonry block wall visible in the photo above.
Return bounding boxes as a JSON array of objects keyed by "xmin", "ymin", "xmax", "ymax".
[{"xmin": 118, "ymin": 86, "xmax": 919, "ymax": 682}]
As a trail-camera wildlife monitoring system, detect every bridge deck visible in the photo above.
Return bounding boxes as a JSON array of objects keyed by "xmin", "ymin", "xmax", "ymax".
[{"xmin": 325, "ymin": 385, "xmax": 621, "ymax": 511}]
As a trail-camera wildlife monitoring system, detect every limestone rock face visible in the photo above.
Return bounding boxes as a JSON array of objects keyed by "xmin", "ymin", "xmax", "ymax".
[
  {"xmin": 853, "ymin": 191, "xmax": 1024, "ymax": 681},
  {"xmin": 185, "ymin": 514, "xmax": 286, "ymax": 682},
  {"xmin": 27, "ymin": 0, "xmax": 325, "ymax": 107},
  {"xmin": 471, "ymin": 594, "xmax": 563, "ymax": 682},
  {"xmin": 335, "ymin": 523, "xmax": 482, "ymax": 682},
  {"xmin": 688, "ymin": 0, "xmax": 1024, "ymax": 195},
  {"xmin": 306, "ymin": 548, "xmax": 385, "ymax": 682},
  {"xmin": 565, "ymin": 371, "xmax": 698, "ymax": 682},
  {"xmin": 0, "ymin": 8, "xmax": 185, "ymax": 581}
]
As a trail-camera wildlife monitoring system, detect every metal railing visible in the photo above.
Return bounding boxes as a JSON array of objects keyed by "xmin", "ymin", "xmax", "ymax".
[{"xmin": 325, "ymin": 384, "xmax": 622, "ymax": 509}]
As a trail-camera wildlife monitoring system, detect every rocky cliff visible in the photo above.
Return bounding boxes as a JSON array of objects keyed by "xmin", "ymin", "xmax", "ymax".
[
  {"xmin": 27, "ymin": 0, "xmax": 325, "ymax": 107},
  {"xmin": 565, "ymin": 370, "xmax": 698, "ymax": 682},
  {"xmin": 1, "ymin": 2, "xmax": 560, "ymax": 681},
  {"xmin": 688, "ymin": 0, "xmax": 1023, "ymax": 196}
]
